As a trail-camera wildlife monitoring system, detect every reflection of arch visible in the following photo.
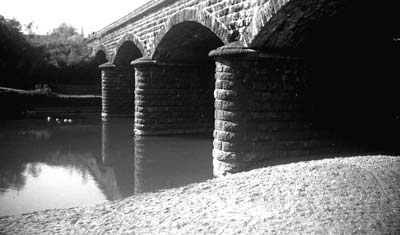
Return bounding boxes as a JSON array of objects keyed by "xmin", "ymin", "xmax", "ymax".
[
  {"xmin": 152, "ymin": 8, "xmax": 229, "ymax": 61},
  {"xmin": 112, "ymin": 33, "xmax": 144, "ymax": 65}
]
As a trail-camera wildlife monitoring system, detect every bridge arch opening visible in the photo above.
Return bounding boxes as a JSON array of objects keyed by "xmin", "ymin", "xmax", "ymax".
[
  {"xmin": 134, "ymin": 21, "xmax": 224, "ymax": 134},
  {"xmin": 250, "ymin": 0, "xmax": 399, "ymax": 153},
  {"xmin": 100, "ymin": 40, "xmax": 143, "ymax": 118},
  {"xmin": 114, "ymin": 41, "xmax": 142, "ymax": 67},
  {"xmin": 153, "ymin": 21, "xmax": 224, "ymax": 64},
  {"xmin": 91, "ymin": 49, "xmax": 108, "ymax": 87},
  {"xmin": 94, "ymin": 50, "xmax": 108, "ymax": 65}
]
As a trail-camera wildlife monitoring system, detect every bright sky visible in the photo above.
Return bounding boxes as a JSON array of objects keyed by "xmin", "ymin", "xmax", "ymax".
[{"xmin": 1, "ymin": 0, "xmax": 151, "ymax": 36}]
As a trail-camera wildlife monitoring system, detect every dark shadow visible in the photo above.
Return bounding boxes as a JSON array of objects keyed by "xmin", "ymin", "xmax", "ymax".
[
  {"xmin": 114, "ymin": 41, "xmax": 142, "ymax": 67},
  {"xmin": 94, "ymin": 50, "xmax": 108, "ymax": 65},
  {"xmin": 151, "ymin": 21, "xmax": 224, "ymax": 134},
  {"xmin": 249, "ymin": 0, "xmax": 400, "ymax": 168},
  {"xmin": 302, "ymin": 5, "xmax": 400, "ymax": 155},
  {"xmin": 154, "ymin": 21, "xmax": 224, "ymax": 64}
]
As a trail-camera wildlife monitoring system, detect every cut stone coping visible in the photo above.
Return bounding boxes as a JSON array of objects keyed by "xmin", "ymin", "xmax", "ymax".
[
  {"xmin": 0, "ymin": 155, "xmax": 399, "ymax": 235},
  {"xmin": 209, "ymin": 42, "xmax": 305, "ymax": 61},
  {"xmin": 98, "ymin": 62, "xmax": 116, "ymax": 69}
]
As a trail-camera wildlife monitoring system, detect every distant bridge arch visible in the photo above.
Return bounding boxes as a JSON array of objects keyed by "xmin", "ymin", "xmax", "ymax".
[{"xmin": 94, "ymin": 45, "xmax": 109, "ymax": 61}]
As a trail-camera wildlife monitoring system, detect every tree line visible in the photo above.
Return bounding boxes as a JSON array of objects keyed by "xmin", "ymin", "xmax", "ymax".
[{"xmin": 0, "ymin": 15, "xmax": 106, "ymax": 90}]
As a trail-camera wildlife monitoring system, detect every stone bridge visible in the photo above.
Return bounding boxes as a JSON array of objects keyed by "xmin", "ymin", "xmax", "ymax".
[{"xmin": 87, "ymin": 0, "xmax": 398, "ymax": 175}]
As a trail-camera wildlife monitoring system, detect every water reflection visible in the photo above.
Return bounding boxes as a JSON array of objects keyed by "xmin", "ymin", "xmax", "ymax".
[
  {"xmin": 0, "ymin": 117, "xmax": 213, "ymax": 216},
  {"xmin": 100, "ymin": 119, "xmax": 135, "ymax": 200},
  {"xmin": 134, "ymin": 135, "xmax": 213, "ymax": 194},
  {"xmin": 0, "ymin": 118, "xmax": 105, "ymax": 215},
  {"xmin": 1, "ymin": 115, "xmax": 395, "ymax": 216}
]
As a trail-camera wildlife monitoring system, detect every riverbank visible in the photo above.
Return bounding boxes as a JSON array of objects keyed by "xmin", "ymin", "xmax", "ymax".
[
  {"xmin": 0, "ymin": 87, "xmax": 100, "ymax": 119},
  {"xmin": 0, "ymin": 155, "xmax": 399, "ymax": 234}
]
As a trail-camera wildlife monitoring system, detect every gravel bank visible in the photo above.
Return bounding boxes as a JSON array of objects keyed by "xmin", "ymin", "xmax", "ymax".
[{"xmin": 1, "ymin": 155, "xmax": 399, "ymax": 234}]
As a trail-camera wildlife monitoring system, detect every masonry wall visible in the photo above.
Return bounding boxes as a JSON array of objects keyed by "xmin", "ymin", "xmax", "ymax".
[
  {"xmin": 88, "ymin": 0, "xmax": 267, "ymax": 57},
  {"xmin": 101, "ymin": 67, "xmax": 135, "ymax": 118},
  {"xmin": 135, "ymin": 63, "xmax": 214, "ymax": 135},
  {"xmin": 212, "ymin": 54, "xmax": 337, "ymax": 174}
]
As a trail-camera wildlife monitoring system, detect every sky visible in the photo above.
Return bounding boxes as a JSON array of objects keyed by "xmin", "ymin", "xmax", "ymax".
[{"xmin": 1, "ymin": 0, "xmax": 151, "ymax": 36}]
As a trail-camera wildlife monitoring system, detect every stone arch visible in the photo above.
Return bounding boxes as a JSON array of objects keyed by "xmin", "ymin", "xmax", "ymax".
[
  {"xmin": 94, "ymin": 47, "xmax": 108, "ymax": 66},
  {"xmin": 244, "ymin": 0, "xmax": 400, "ymax": 151},
  {"xmin": 94, "ymin": 45, "xmax": 110, "ymax": 61},
  {"xmin": 243, "ymin": 0, "xmax": 290, "ymax": 47},
  {"xmin": 245, "ymin": 0, "xmax": 352, "ymax": 50},
  {"xmin": 152, "ymin": 8, "xmax": 230, "ymax": 59},
  {"xmin": 112, "ymin": 33, "xmax": 145, "ymax": 64}
]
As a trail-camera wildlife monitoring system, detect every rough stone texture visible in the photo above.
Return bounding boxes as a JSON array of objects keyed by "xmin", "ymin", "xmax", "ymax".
[
  {"xmin": 100, "ymin": 64, "xmax": 135, "ymax": 118},
  {"xmin": 0, "ymin": 156, "xmax": 399, "ymax": 234},
  {"xmin": 87, "ymin": 0, "xmax": 260, "ymax": 59},
  {"xmin": 88, "ymin": 0, "xmax": 392, "ymax": 176},
  {"xmin": 133, "ymin": 58, "xmax": 214, "ymax": 135},
  {"xmin": 247, "ymin": 0, "xmax": 352, "ymax": 49},
  {"xmin": 210, "ymin": 42, "xmax": 337, "ymax": 175},
  {"xmin": 86, "ymin": 0, "xmax": 363, "ymax": 58}
]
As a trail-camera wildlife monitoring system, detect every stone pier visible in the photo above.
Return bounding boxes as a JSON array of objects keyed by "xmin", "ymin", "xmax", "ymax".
[
  {"xmin": 209, "ymin": 42, "xmax": 328, "ymax": 175},
  {"xmin": 99, "ymin": 63, "xmax": 135, "ymax": 119},
  {"xmin": 132, "ymin": 57, "xmax": 214, "ymax": 136}
]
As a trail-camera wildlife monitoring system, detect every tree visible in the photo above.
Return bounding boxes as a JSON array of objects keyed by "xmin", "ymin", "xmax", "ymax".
[
  {"xmin": 50, "ymin": 23, "xmax": 77, "ymax": 39},
  {"xmin": 1, "ymin": 18, "xmax": 100, "ymax": 88},
  {"xmin": 0, "ymin": 15, "xmax": 40, "ymax": 88},
  {"xmin": 24, "ymin": 21, "xmax": 37, "ymax": 35}
]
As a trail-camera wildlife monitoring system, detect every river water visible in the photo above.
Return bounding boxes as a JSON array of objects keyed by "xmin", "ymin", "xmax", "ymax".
[{"xmin": 0, "ymin": 115, "xmax": 213, "ymax": 216}]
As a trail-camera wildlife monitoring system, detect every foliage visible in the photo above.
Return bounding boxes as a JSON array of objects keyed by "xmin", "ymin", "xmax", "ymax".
[
  {"xmin": 0, "ymin": 15, "xmax": 44, "ymax": 88},
  {"xmin": 29, "ymin": 23, "xmax": 92, "ymax": 68},
  {"xmin": 0, "ymin": 16, "xmax": 101, "ymax": 89}
]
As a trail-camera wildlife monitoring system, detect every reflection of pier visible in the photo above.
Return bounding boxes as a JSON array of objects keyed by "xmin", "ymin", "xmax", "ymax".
[
  {"xmin": 0, "ymin": 118, "xmax": 213, "ymax": 204},
  {"xmin": 134, "ymin": 135, "xmax": 213, "ymax": 194},
  {"xmin": 100, "ymin": 118, "xmax": 135, "ymax": 199}
]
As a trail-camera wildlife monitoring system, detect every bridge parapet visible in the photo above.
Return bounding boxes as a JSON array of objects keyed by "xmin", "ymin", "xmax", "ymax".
[{"xmin": 87, "ymin": 0, "xmax": 267, "ymax": 59}]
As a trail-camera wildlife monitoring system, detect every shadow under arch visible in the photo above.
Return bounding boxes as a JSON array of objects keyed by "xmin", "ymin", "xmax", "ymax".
[
  {"xmin": 113, "ymin": 36, "xmax": 143, "ymax": 66},
  {"xmin": 132, "ymin": 9, "xmax": 226, "ymax": 135},
  {"xmin": 101, "ymin": 34, "xmax": 143, "ymax": 118},
  {"xmin": 94, "ymin": 45, "xmax": 110, "ymax": 62},
  {"xmin": 112, "ymin": 33, "xmax": 145, "ymax": 64},
  {"xmin": 242, "ymin": 0, "xmax": 400, "ymax": 161},
  {"xmin": 94, "ymin": 49, "xmax": 108, "ymax": 65},
  {"xmin": 152, "ymin": 8, "xmax": 230, "ymax": 61}
]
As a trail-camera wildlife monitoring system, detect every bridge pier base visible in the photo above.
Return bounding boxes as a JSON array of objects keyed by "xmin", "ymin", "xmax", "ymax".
[
  {"xmin": 132, "ymin": 57, "xmax": 214, "ymax": 135},
  {"xmin": 99, "ymin": 62, "xmax": 134, "ymax": 119},
  {"xmin": 210, "ymin": 42, "xmax": 321, "ymax": 176}
]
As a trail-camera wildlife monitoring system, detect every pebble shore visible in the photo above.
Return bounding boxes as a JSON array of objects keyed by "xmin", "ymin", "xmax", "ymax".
[{"xmin": 1, "ymin": 155, "xmax": 399, "ymax": 234}]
